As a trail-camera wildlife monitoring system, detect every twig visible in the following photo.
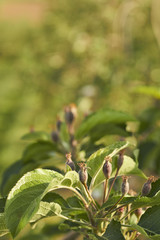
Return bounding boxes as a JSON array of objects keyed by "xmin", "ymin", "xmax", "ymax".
[
  {"xmin": 84, "ymin": 183, "xmax": 98, "ymax": 210},
  {"xmin": 105, "ymin": 168, "xmax": 119, "ymax": 202}
]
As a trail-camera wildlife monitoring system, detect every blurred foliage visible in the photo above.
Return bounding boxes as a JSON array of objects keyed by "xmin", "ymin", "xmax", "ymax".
[{"xmin": 0, "ymin": 0, "xmax": 160, "ymax": 238}]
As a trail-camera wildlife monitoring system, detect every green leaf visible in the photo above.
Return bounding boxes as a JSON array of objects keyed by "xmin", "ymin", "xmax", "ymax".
[
  {"xmin": 76, "ymin": 109, "xmax": 136, "ymax": 139},
  {"xmin": 22, "ymin": 141, "xmax": 59, "ymax": 163},
  {"xmin": 131, "ymin": 224, "xmax": 150, "ymax": 238},
  {"xmin": 148, "ymin": 178, "xmax": 160, "ymax": 197},
  {"xmin": 135, "ymin": 86, "xmax": 160, "ymax": 99},
  {"xmin": 5, "ymin": 169, "xmax": 80, "ymax": 237},
  {"xmin": 42, "ymin": 192, "xmax": 69, "ymax": 208},
  {"xmin": 132, "ymin": 224, "xmax": 160, "ymax": 240},
  {"xmin": 87, "ymin": 141, "xmax": 146, "ymax": 191},
  {"xmin": 0, "ymin": 213, "xmax": 9, "ymax": 237},
  {"xmin": 1, "ymin": 160, "xmax": 39, "ymax": 196},
  {"xmin": 139, "ymin": 205, "xmax": 160, "ymax": 235},
  {"xmin": 59, "ymin": 123, "xmax": 70, "ymax": 151},
  {"xmin": 112, "ymin": 155, "xmax": 147, "ymax": 179},
  {"xmin": 101, "ymin": 195, "xmax": 135, "ymax": 209},
  {"xmin": 87, "ymin": 141, "xmax": 129, "ymax": 191},
  {"xmin": 59, "ymin": 123, "xmax": 70, "ymax": 143},
  {"xmin": 132, "ymin": 206, "xmax": 160, "ymax": 239},
  {"xmin": 130, "ymin": 191, "xmax": 160, "ymax": 211},
  {"xmin": 83, "ymin": 234, "xmax": 107, "ymax": 240},
  {"xmin": 67, "ymin": 196, "xmax": 82, "ymax": 208},
  {"xmin": 21, "ymin": 131, "xmax": 51, "ymax": 141},
  {"xmin": 30, "ymin": 201, "xmax": 62, "ymax": 225},
  {"xmin": 88, "ymin": 123, "xmax": 129, "ymax": 142},
  {"xmin": 103, "ymin": 220, "xmax": 125, "ymax": 240},
  {"xmin": 0, "ymin": 198, "xmax": 6, "ymax": 213}
]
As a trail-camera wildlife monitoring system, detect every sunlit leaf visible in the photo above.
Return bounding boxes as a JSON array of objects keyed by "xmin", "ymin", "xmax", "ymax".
[
  {"xmin": 87, "ymin": 141, "xmax": 146, "ymax": 191},
  {"xmin": 5, "ymin": 169, "xmax": 80, "ymax": 237},
  {"xmin": 135, "ymin": 86, "xmax": 160, "ymax": 99},
  {"xmin": 130, "ymin": 191, "xmax": 160, "ymax": 211}
]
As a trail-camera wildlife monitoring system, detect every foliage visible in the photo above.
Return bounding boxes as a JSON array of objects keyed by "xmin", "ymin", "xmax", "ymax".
[{"xmin": 0, "ymin": 107, "xmax": 159, "ymax": 240}]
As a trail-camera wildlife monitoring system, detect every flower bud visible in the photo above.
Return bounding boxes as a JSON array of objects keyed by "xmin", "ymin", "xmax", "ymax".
[
  {"xmin": 66, "ymin": 153, "xmax": 75, "ymax": 171},
  {"xmin": 64, "ymin": 104, "xmax": 77, "ymax": 125},
  {"xmin": 56, "ymin": 118, "xmax": 62, "ymax": 131},
  {"xmin": 121, "ymin": 176, "xmax": 129, "ymax": 195},
  {"xmin": 117, "ymin": 149, "xmax": 125, "ymax": 169},
  {"xmin": 78, "ymin": 163, "xmax": 88, "ymax": 184},
  {"xmin": 51, "ymin": 130, "xmax": 59, "ymax": 142},
  {"xmin": 103, "ymin": 156, "xmax": 112, "ymax": 179},
  {"xmin": 141, "ymin": 176, "xmax": 155, "ymax": 196},
  {"xmin": 135, "ymin": 208, "xmax": 143, "ymax": 219},
  {"xmin": 65, "ymin": 106, "xmax": 74, "ymax": 124}
]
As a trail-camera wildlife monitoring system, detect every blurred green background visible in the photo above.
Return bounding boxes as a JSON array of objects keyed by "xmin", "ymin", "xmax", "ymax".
[{"xmin": 0, "ymin": 0, "xmax": 160, "ymax": 238}]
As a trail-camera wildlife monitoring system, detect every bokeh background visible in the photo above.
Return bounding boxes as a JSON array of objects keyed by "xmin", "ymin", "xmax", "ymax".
[{"xmin": 0, "ymin": 0, "xmax": 160, "ymax": 239}]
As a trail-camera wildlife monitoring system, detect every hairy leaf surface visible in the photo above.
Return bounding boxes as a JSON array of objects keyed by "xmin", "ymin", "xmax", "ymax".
[{"xmin": 5, "ymin": 169, "xmax": 79, "ymax": 237}]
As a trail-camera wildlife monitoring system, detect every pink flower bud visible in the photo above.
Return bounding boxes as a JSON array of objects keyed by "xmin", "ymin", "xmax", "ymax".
[
  {"xmin": 51, "ymin": 131, "xmax": 59, "ymax": 142},
  {"xmin": 117, "ymin": 149, "xmax": 125, "ymax": 169},
  {"xmin": 141, "ymin": 176, "xmax": 155, "ymax": 196},
  {"xmin": 135, "ymin": 208, "xmax": 143, "ymax": 218},
  {"xmin": 78, "ymin": 163, "xmax": 88, "ymax": 184},
  {"xmin": 66, "ymin": 153, "xmax": 75, "ymax": 171},
  {"xmin": 121, "ymin": 176, "xmax": 129, "ymax": 195},
  {"xmin": 103, "ymin": 156, "xmax": 112, "ymax": 179}
]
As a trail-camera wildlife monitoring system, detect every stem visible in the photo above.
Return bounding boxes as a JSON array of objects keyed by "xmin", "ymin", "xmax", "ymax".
[
  {"xmin": 66, "ymin": 187, "xmax": 96, "ymax": 227},
  {"xmin": 109, "ymin": 203, "xmax": 127, "ymax": 214},
  {"xmin": 105, "ymin": 168, "xmax": 119, "ymax": 202},
  {"xmin": 130, "ymin": 231, "xmax": 137, "ymax": 240},
  {"xmin": 121, "ymin": 209, "xmax": 133, "ymax": 221},
  {"xmin": 55, "ymin": 186, "xmax": 95, "ymax": 226},
  {"xmin": 103, "ymin": 179, "xmax": 108, "ymax": 204},
  {"xmin": 107, "ymin": 194, "xmax": 125, "ymax": 214},
  {"xmin": 58, "ymin": 214, "xmax": 91, "ymax": 227},
  {"xmin": 62, "ymin": 231, "xmax": 80, "ymax": 240},
  {"xmin": 84, "ymin": 183, "xmax": 98, "ymax": 210}
]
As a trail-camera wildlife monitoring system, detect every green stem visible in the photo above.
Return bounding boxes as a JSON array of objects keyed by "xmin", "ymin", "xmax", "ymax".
[
  {"xmin": 68, "ymin": 187, "xmax": 96, "ymax": 227},
  {"xmin": 108, "ymin": 203, "xmax": 128, "ymax": 214},
  {"xmin": 84, "ymin": 183, "xmax": 98, "ymax": 210},
  {"xmin": 55, "ymin": 186, "xmax": 95, "ymax": 226},
  {"xmin": 121, "ymin": 209, "xmax": 133, "ymax": 221},
  {"xmin": 103, "ymin": 179, "xmax": 108, "ymax": 204},
  {"xmin": 105, "ymin": 168, "xmax": 119, "ymax": 202},
  {"xmin": 58, "ymin": 214, "xmax": 91, "ymax": 227},
  {"xmin": 107, "ymin": 194, "xmax": 125, "ymax": 214}
]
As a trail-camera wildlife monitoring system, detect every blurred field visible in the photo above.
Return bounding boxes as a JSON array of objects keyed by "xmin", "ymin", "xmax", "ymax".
[{"xmin": 0, "ymin": 0, "xmax": 160, "ymax": 238}]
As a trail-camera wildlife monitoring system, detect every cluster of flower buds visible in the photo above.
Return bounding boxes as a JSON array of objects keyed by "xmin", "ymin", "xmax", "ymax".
[
  {"xmin": 103, "ymin": 156, "xmax": 112, "ymax": 179},
  {"xmin": 78, "ymin": 162, "xmax": 88, "ymax": 185},
  {"xmin": 141, "ymin": 176, "xmax": 155, "ymax": 196},
  {"xmin": 65, "ymin": 153, "xmax": 75, "ymax": 171},
  {"xmin": 121, "ymin": 176, "xmax": 130, "ymax": 195}
]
